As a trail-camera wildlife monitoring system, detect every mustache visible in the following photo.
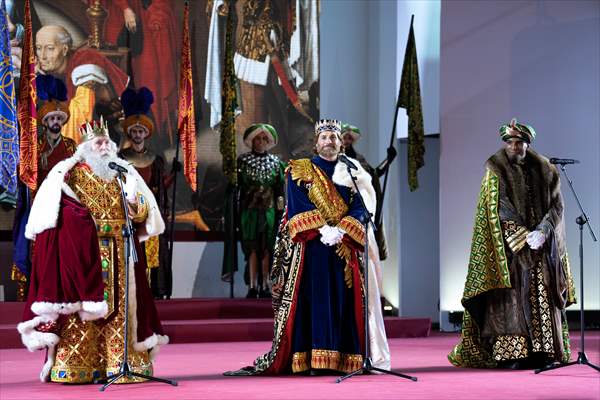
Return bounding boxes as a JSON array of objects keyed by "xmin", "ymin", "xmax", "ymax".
[{"xmin": 48, "ymin": 124, "xmax": 62, "ymax": 133}]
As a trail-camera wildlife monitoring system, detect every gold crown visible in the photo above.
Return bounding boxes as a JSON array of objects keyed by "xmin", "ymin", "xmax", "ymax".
[
  {"xmin": 79, "ymin": 117, "xmax": 109, "ymax": 142},
  {"xmin": 314, "ymin": 119, "xmax": 342, "ymax": 136}
]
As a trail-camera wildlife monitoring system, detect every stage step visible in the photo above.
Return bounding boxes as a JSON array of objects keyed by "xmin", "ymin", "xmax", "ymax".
[
  {"xmin": 161, "ymin": 317, "xmax": 430, "ymax": 344},
  {"xmin": 0, "ymin": 300, "xmax": 430, "ymax": 349}
]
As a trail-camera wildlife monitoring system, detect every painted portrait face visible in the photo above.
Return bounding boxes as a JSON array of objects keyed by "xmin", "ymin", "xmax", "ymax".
[
  {"xmin": 129, "ymin": 125, "xmax": 149, "ymax": 145},
  {"xmin": 316, "ymin": 130, "xmax": 342, "ymax": 160},
  {"xmin": 43, "ymin": 113, "xmax": 66, "ymax": 139},
  {"xmin": 35, "ymin": 26, "xmax": 70, "ymax": 74}
]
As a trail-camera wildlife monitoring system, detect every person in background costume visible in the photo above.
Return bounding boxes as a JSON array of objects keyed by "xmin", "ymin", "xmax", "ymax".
[
  {"xmin": 341, "ymin": 123, "xmax": 397, "ymax": 261},
  {"xmin": 35, "ymin": 74, "xmax": 77, "ymax": 187},
  {"xmin": 11, "ymin": 75, "xmax": 76, "ymax": 301},
  {"xmin": 63, "ymin": 63, "xmax": 110, "ymax": 144},
  {"xmin": 35, "ymin": 25, "xmax": 128, "ymax": 99},
  {"xmin": 226, "ymin": 119, "xmax": 376, "ymax": 376},
  {"xmin": 17, "ymin": 118, "xmax": 168, "ymax": 383},
  {"xmin": 99, "ymin": 0, "xmax": 179, "ymax": 141},
  {"xmin": 119, "ymin": 87, "xmax": 173, "ymax": 299},
  {"xmin": 340, "ymin": 123, "xmax": 395, "ymax": 370},
  {"xmin": 237, "ymin": 123, "xmax": 286, "ymax": 298},
  {"xmin": 449, "ymin": 118, "xmax": 576, "ymax": 369},
  {"xmin": 35, "ymin": 24, "xmax": 128, "ymax": 143}
]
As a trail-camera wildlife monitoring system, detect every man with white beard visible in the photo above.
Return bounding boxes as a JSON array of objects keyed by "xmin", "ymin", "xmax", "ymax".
[{"xmin": 17, "ymin": 118, "xmax": 168, "ymax": 384}]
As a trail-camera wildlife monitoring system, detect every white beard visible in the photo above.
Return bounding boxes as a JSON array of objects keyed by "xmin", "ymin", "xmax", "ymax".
[{"xmin": 81, "ymin": 148, "xmax": 119, "ymax": 181}]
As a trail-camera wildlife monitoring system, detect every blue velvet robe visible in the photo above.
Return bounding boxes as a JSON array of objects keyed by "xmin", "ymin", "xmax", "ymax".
[{"xmin": 287, "ymin": 156, "xmax": 366, "ymax": 373}]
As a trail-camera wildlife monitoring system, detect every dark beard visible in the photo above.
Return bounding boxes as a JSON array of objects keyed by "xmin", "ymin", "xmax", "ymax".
[{"xmin": 47, "ymin": 124, "xmax": 62, "ymax": 134}]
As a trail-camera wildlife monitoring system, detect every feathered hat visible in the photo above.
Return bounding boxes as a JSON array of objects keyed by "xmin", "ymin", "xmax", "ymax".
[
  {"xmin": 120, "ymin": 87, "xmax": 155, "ymax": 137},
  {"xmin": 36, "ymin": 74, "xmax": 70, "ymax": 125}
]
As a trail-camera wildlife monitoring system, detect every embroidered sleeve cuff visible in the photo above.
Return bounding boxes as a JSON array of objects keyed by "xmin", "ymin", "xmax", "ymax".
[
  {"xmin": 288, "ymin": 209, "xmax": 326, "ymax": 240},
  {"xmin": 502, "ymin": 220, "xmax": 529, "ymax": 253},
  {"xmin": 337, "ymin": 216, "xmax": 365, "ymax": 247},
  {"xmin": 130, "ymin": 193, "xmax": 149, "ymax": 224}
]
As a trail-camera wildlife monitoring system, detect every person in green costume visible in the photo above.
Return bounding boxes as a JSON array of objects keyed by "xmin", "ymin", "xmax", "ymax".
[
  {"xmin": 449, "ymin": 118, "xmax": 576, "ymax": 369},
  {"xmin": 238, "ymin": 124, "xmax": 286, "ymax": 298}
]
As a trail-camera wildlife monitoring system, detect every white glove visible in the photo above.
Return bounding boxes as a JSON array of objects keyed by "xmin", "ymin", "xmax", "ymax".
[
  {"xmin": 319, "ymin": 225, "xmax": 345, "ymax": 246},
  {"xmin": 123, "ymin": 172, "xmax": 137, "ymax": 203},
  {"xmin": 526, "ymin": 230, "xmax": 545, "ymax": 250}
]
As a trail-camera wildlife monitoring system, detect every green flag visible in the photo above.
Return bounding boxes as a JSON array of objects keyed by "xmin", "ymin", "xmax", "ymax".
[
  {"xmin": 399, "ymin": 17, "xmax": 425, "ymax": 192},
  {"xmin": 221, "ymin": 2, "xmax": 238, "ymax": 282},
  {"xmin": 220, "ymin": 1, "xmax": 238, "ymax": 186}
]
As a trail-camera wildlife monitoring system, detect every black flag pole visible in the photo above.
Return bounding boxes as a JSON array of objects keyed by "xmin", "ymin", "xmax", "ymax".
[
  {"xmin": 166, "ymin": 137, "xmax": 181, "ymax": 292},
  {"xmin": 166, "ymin": 0, "xmax": 190, "ymax": 292},
  {"xmin": 377, "ymin": 84, "xmax": 402, "ymax": 228},
  {"xmin": 377, "ymin": 14, "xmax": 414, "ymax": 228}
]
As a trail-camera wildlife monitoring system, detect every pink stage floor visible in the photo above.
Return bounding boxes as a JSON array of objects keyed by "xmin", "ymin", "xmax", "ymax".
[{"xmin": 1, "ymin": 332, "xmax": 598, "ymax": 400}]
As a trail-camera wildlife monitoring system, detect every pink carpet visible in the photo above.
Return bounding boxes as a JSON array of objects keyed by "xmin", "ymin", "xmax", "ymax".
[{"xmin": 1, "ymin": 332, "xmax": 598, "ymax": 400}]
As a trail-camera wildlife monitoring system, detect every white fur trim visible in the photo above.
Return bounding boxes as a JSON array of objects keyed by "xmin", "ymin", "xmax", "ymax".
[
  {"xmin": 78, "ymin": 301, "xmax": 108, "ymax": 321},
  {"xmin": 133, "ymin": 334, "xmax": 170, "ymax": 362},
  {"xmin": 114, "ymin": 160, "xmax": 165, "ymax": 242},
  {"xmin": 149, "ymin": 335, "xmax": 170, "ymax": 362},
  {"xmin": 17, "ymin": 314, "xmax": 56, "ymax": 334},
  {"xmin": 24, "ymin": 153, "xmax": 164, "ymax": 241},
  {"xmin": 25, "ymin": 156, "xmax": 80, "ymax": 240},
  {"xmin": 40, "ymin": 346, "xmax": 56, "ymax": 382},
  {"xmin": 332, "ymin": 157, "xmax": 377, "ymax": 218},
  {"xmin": 17, "ymin": 315, "xmax": 60, "ymax": 351},
  {"xmin": 31, "ymin": 301, "xmax": 81, "ymax": 317}
]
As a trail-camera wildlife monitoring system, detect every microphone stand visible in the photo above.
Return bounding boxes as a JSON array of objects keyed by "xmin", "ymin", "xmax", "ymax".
[
  {"xmin": 96, "ymin": 169, "xmax": 178, "ymax": 391},
  {"xmin": 535, "ymin": 164, "xmax": 599, "ymax": 374},
  {"xmin": 336, "ymin": 161, "xmax": 417, "ymax": 383}
]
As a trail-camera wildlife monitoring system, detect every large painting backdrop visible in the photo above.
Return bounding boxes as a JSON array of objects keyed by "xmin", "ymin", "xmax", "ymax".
[{"xmin": 0, "ymin": 0, "xmax": 319, "ymax": 231}]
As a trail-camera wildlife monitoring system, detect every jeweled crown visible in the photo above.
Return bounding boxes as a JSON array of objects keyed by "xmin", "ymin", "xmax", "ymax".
[
  {"xmin": 314, "ymin": 119, "xmax": 342, "ymax": 136},
  {"xmin": 79, "ymin": 117, "xmax": 109, "ymax": 142}
]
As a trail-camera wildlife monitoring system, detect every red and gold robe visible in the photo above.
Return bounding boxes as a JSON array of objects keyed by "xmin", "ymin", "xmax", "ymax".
[{"xmin": 18, "ymin": 156, "xmax": 167, "ymax": 383}]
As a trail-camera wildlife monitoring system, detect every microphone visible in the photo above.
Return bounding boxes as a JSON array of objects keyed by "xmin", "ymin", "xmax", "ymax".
[
  {"xmin": 108, "ymin": 161, "xmax": 129, "ymax": 173},
  {"xmin": 549, "ymin": 158, "xmax": 580, "ymax": 165},
  {"xmin": 338, "ymin": 154, "xmax": 358, "ymax": 170}
]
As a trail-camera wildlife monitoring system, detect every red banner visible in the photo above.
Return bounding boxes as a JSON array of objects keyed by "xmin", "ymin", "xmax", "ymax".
[
  {"xmin": 177, "ymin": 1, "xmax": 197, "ymax": 191},
  {"xmin": 17, "ymin": 0, "xmax": 37, "ymax": 191}
]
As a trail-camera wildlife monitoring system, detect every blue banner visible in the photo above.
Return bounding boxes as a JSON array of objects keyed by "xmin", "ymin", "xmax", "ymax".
[{"xmin": 0, "ymin": 0, "xmax": 19, "ymax": 205}]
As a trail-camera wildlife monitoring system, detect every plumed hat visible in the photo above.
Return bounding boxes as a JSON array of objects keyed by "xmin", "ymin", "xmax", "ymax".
[
  {"xmin": 120, "ymin": 87, "xmax": 155, "ymax": 137},
  {"xmin": 499, "ymin": 118, "xmax": 536, "ymax": 143},
  {"xmin": 36, "ymin": 74, "xmax": 70, "ymax": 125},
  {"xmin": 243, "ymin": 123, "xmax": 278, "ymax": 151}
]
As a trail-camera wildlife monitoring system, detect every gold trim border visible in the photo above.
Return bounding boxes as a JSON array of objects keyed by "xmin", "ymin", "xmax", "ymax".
[
  {"xmin": 338, "ymin": 216, "xmax": 365, "ymax": 247},
  {"xmin": 288, "ymin": 209, "xmax": 325, "ymax": 240},
  {"xmin": 292, "ymin": 349, "xmax": 363, "ymax": 373}
]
